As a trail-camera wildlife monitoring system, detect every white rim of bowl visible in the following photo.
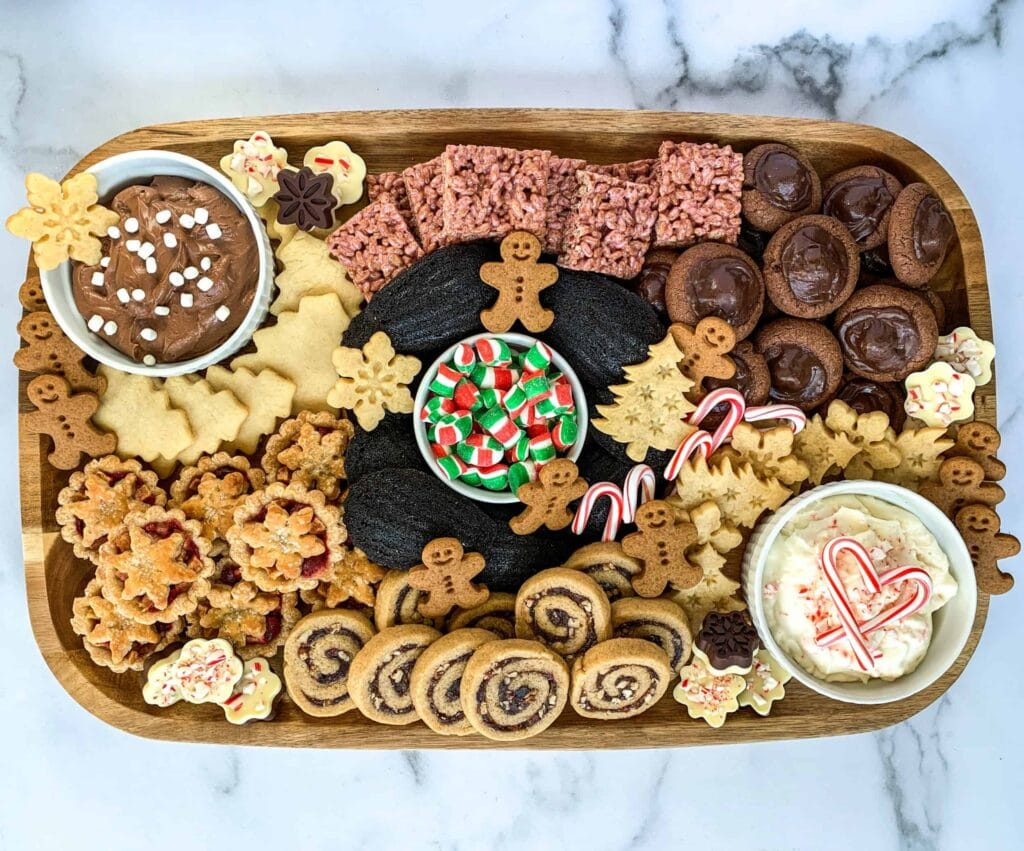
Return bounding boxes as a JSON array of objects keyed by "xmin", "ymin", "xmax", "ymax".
[
  {"xmin": 38, "ymin": 150, "xmax": 272, "ymax": 378},
  {"xmin": 412, "ymin": 332, "xmax": 588, "ymax": 504},
  {"xmin": 744, "ymin": 479, "xmax": 977, "ymax": 705}
]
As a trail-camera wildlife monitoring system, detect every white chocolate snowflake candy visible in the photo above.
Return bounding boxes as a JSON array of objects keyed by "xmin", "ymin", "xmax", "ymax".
[
  {"xmin": 142, "ymin": 648, "xmax": 184, "ymax": 707},
  {"xmin": 304, "ymin": 141, "xmax": 367, "ymax": 207},
  {"xmin": 220, "ymin": 657, "xmax": 282, "ymax": 725},
  {"xmin": 737, "ymin": 650, "xmax": 792, "ymax": 717},
  {"xmin": 904, "ymin": 361, "xmax": 976, "ymax": 428},
  {"xmin": 934, "ymin": 326, "xmax": 995, "ymax": 386},
  {"xmin": 672, "ymin": 655, "xmax": 745, "ymax": 728},
  {"xmin": 168, "ymin": 638, "xmax": 243, "ymax": 704},
  {"xmin": 220, "ymin": 131, "xmax": 290, "ymax": 206}
]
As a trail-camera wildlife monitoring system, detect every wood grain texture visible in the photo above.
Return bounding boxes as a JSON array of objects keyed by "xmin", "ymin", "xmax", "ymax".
[{"xmin": 18, "ymin": 109, "xmax": 994, "ymax": 749}]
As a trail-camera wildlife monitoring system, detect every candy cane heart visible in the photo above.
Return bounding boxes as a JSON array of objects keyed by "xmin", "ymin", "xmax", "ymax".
[
  {"xmin": 622, "ymin": 464, "xmax": 657, "ymax": 523},
  {"xmin": 663, "ymin": 387, "xmax": 746, "ymax": 482},
  {"xmin": 572, "ymin": 481, "xmax": 625, "ymax": 542}
]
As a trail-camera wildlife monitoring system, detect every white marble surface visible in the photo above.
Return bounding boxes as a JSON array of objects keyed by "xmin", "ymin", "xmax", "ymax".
[{"xmin": 1, "ymin": 1, "xmax": 1022, "ymax": 848}]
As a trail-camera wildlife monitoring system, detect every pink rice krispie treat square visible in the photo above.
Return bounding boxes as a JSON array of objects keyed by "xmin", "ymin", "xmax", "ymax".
[
  {"xmin": 367, "ymin": 171, "xmax": 411, "ymax": 212},
  {"xmin": 558, "ymin": 170, "xmax": 657, "ymax": 280},
  {"xmin": 326, "ymin": 199, "xmax": 423, "ymax": 298},
  {"xmin": 402, "ymin": 156, "xmax": 446, "ymax": 253},
  {"xmin": 654, "ymin": 141, "xmax": 742, "ymax": 247},
  {"xmin": 442, "ymin": 145, "xmax": 550, "ymax": 242},
  {"xmin": 587, "ymin": 158, "xmax": 660, "ymax": 193},
  {"xmin": 543, "ymin": 156, "xmax": 587, "ymax": 255}
]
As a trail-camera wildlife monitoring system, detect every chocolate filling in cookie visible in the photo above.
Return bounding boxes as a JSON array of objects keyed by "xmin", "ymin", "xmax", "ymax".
[
  {"xmin": 764, "ymin": 215, "xmax": 859, "ymax": 319},
  {"xmin": 822, "ymin": 165, "xmax": 902, "ymax": 250},
  {"xmin": 888, "ymin": 183, "xmax": 957, "ymax": 286},
  {"xmin": 665, "ymin": 244, "xmax": 764, "ymax": 340},
  {"xmin": 630, "ymin": 248, "xmax": 677, "ymax": 320},
  {"xmin": 700, "ymin": 341, "xmax": 771, "ymax": 429},
  {"xmin": 741, "ymin": 143, "xmax": 822, "ymax": 232},
  {"xmin": 755, "ymin": 317, "xmax": 843, "ymax": 410},
  {"xmin": 833, "ymin": 377, "xmax": 907, "ymax": 430},
  {"xmin": 833, "ymin": 284, "xmax": 937, "ymax": 381}
]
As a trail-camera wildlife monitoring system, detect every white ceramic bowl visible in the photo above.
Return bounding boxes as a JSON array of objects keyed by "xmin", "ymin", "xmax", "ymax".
[
  {"xmin": 413, "ymin": 333, "xmax": 588, "ymax": 504},
  {"xmin": 39, "ymin": 150, "xmax": 273, "ymax": 378},
  {"xmin": 742, "ymin": 479, "xmax": 977, "ymax": 705}
]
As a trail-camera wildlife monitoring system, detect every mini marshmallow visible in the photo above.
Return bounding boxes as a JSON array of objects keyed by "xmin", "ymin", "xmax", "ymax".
[
  {"xmin": 180, "ymin": 213, "xmax": 195, "ymax": 229},
  {"xmin": 138, "ymin": 242, "xmax": 155, "ymax": 259},
  {"xmin": 155, "ymin": 210, "xmax": 172, "ymax": 224},
  {"xmin": 124, "ymin": 217, "xmax": 140, "ymax": 234},
  {"xmin": 103, "ymin": 320, "xmax": 118, "ymax": 335},
  {"xmin": 100, "ymin": 256, "xmax": 110, "ymax": 268},
  {"xmin": 143, "ymin": 354, "xmax": 157, "ymax": 366},
  {"xmin": 125, "ymin": 239, "xmax": 141, "ymax": 252},
  {"xmin": 90, "ymin": 271, "xmax": 104, "ymax": 286},
  {"xmin": 200, "ymin": 256, "xmax": 212, "ymax": 271},
  {"xmin": 194, "ymin": 207, "xmax": 209, "ymax": 225},
  {"xmin": 87, "ymin": 314, "xmax": 104, "ymax": 332},
  {"xmin": 145, "ymin": 257, "xmax": 157, "ymax": 275},
  {"xmin": 107, "ymin": 226, "xmax": 121, "ymax": 239},
  {"xmin": 184, "ymin": 266, "xmax": 199, "ymax": 280},
  {"xmin": 180, "ymin": 293, "xmax": 194, "ymax": 308},
  {"xmin": 163, "ymin": 232, "xmax": 178, "ymax": 248},
  {"xmin": 116, "ymin": 288, "xmax": 130, "ymax": 303},
  {"xmin": 169, "ymin": 271, "xmax": 185, "ymax": 287},
  {"xmin": 132, "ymin": 289, "xmax": 145, "ymax": 301},
  {"xmin": 215, "ymin": 305, "xmax": 231, "ymax": 322},
  {"xmin": 140, "ymin": 327, "xmax": 158, "ymax": 342},
  {"xmin": 206, "ymin": 223, "xmax": 223, "ymax": 239},
  {"xmin": 197, "ymin": 276, "xmax": 213, "ymax": 292},
  {"xmin": 155, "ymin": 306, "xmax": 170, "ymax": 316}
]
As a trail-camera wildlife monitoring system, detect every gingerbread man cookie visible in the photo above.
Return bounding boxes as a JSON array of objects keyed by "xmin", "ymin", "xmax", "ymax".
[
  {"xmin": 621, "ymin": 500, "xmax": 701, "ymax": 597},
  {"xmin": 509, "ymin": 459, "xmax": 588, "ymax": 535},
  {"xmin": 948, "ymin": 422, "xmax": 1006, "ymax": 482},
  {"xmin": 14, "ymin": 311, "xmax": 105, "ymax": 393},
  {"xmin": 22, "ymin": 375, "xmax": 116, "ymax": 470},
  {"xmin": 919, "ymin": 457, "xmax": 1005, "ymax": 519},
  {"xmin": 955, "ymin": 504, "xmax": 1018, "ymax": 595},
  {"xmin": 670, "ymin": 317, "xmax": 737, "ymax": 388},
  {"xmin": 407, "ymin": 537, "xmax": 489, "ymax": 618},
  {"xmin": 479, "ymin": 231, "xmax": 558, "ymax": 333}
]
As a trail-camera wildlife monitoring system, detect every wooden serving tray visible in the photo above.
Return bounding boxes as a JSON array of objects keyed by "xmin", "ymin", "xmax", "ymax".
[{"xmin": 19, "ymin": 109, "xmax": 995, "ymax": 749}]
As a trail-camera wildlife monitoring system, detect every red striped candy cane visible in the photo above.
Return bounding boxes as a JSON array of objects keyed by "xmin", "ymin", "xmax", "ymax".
[
  {"xmin": 815, "ymin": 564, "xmax": 933, "ymax": 647},
  {"xmin": 818, "ymin": 537, "xmax": 881, "ymax": 672},
  {"xmin": 572, "ymin": 482, "xmax": 624, "ymax": 541},
  {"xmin": 664, "ymin": 429, "xmax": 714, "ymax": 481},
  {"xmin": 688, "ymin": 387, "xmax": 747, "ymax": 451},
  {"xmin": 744, "ymin": 403, "xmax": 807, "ymax": 433},
  {"xmin": 622, "ymin": 464, "xmax": 657, "ymax": 523}
]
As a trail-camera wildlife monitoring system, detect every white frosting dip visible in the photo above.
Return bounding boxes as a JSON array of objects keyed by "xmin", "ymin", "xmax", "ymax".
[{"xmin": 762, "ymin": 494, "xmax": 958, "ymax": 683}]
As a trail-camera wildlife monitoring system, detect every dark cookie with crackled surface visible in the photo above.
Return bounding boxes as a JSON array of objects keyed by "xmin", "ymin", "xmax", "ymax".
[
  {"xmin": 888, "ymin": 183, "xmax": 957, "ymax": 286},
  {"xmin": 755, "ymin": 317, "xmax": 843, "ymax": 411},
  {"xmin": 822, "ymin": 165, "xmax": 902, "ymax": 250},
  {"xmin": 763, "ymin": 214, "xmax": 859, "ymax": 319},
  {"xmin": 742, "ymin": 143, "xmax": 822, "ymax": 232},
  {"xmin": 665, "ymin": 243, "xmax": 764, "ymax": 340},
  {"xmin": 833, "ymin": 284, "xmax": 937, "ymax": 381}
]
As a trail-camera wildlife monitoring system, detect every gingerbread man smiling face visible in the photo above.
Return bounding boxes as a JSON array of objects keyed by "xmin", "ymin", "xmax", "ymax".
[
  {"xmin": 407, "ymin": 537, "xmax": 488, "ymax": 618},
  {"xmin": 479, "ymin": 231, "xmax": 559, "ymax": 334}
]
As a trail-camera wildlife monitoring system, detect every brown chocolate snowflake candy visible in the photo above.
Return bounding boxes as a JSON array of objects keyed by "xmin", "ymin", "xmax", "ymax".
[
  {"xmin": 273, "ymin": 166, "xmax": 337, "ymax": 231},
  {"xmin": 694, "ymin": 611, "xmax": 760, "ymax": 675}
]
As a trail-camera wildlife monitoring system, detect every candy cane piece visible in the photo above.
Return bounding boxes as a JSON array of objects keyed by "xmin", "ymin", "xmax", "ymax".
[
  {"xmin": 688, "ymin": 387, "xmax": 746, "ymax": 452},
  {"xmin": 572, "ymin": 482, "xmax": 624, "ymax": 541},
  {"xmin": 622, "ymin": 464, "xmax": 657, "ymax": 523},
  {"xmin": 815, "ymin": 565, "xmax": 933, "ymax": 647},
  {"xmin": 664, "ymin": 429, "xmax": 714, "ymax": 481},
  {"xmin": 744, "ymin": 403, "xmax": 807, "ymax": 434},
  {"xmin": 819, "ymin": 537, "xmax": 881, "ymax": 672}
]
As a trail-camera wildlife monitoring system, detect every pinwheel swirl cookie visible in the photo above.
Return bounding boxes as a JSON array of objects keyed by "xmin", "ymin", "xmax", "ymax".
[
  {"xmin": 227, "ymin": 482, "xmax": 345, "ymax": 593},
  {"xmin": 56, "ymin": 455, "xmax": 167, "ymax": 564},
  {"xmin": 515, "ymin": 568, "xmax": 612, "ymax": 662},
  {"xmin": 562, "ymin": 542, "xmax": 643, "ymax": 603},
  {"xmin": 95, "ymin": 506, "xmax": 214, "ymax": 625},
  {"xmin": 373, "ymin": 569, "xmax": 446, "ymax": 631},
  {"xmin": 569, "ymin": 638, "xmax": 672, "ymax": 720},
  {"xmin": 447, "ymin": 593, "xmax": 516, "ymax": 639},
  {"xmin": 611, "ymin": 597, "xmax": 693, "ymax": 675},
  {"xmin": 410, "ymin": 628, "xmax": 498, "ymax": 736},
  {"xmin": 461, "ymin": 639, "xmax": 570, "ymax": 741},
  {"xmin": 283, "ymin": 609, "xmax": 376, "ymax": 717},
  {"xmin": 349, "ymin": 624, "xmax": 441, "ymax": 725}
]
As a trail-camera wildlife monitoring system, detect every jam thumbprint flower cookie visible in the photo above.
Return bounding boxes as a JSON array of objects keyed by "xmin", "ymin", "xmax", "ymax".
[
  {"xmin": 262, "ymin": 410, "xmax": 355, "ymax": 501},
  {"xmin": 410, "ymin": 628, "xmax": 499, "ymax": 736},
  {"xmin": 569, "ymin": 638, "xmax": 672, "ymax": 720},
  {"xmin": 283, "ymin": 609, "xmax": 376, "ymax": 718},
  {"xmin": 227, "ymin": 481, "xmax": 345, "ymax": 593},
  {"xmin": 56, "ymin": 455, "xmax": 167, "ymax": 564},
  {"xmin": 169, "ymin": 452, "xmax": 266, "ymax": 552},
  {"xmin": 515, "ymin": 568, "xmax": 612, "ymax": 663},
  {"xmin": 187, "ymin": 580, "xmax": 300, "ymax": 660},
  {"xmin": 95, "ymin": 506, "xmax": 214, "ymax": 625},
  {"xmin": 349, "ymin": 624, "xmax": 441, "ymax": 725},
  {"xmin": 71, "ymin": 579, "xmax": 184, "ymax": 673},
  {"xmin": 461, "ymin": 639, "xmax": 570, "ymax": 742},
  {"xmin": 300, "ymin": 547, "xmax": 387, "ymax": 611}
]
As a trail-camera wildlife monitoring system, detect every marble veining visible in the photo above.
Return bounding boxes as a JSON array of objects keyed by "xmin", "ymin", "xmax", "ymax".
[{"xmin": 1, "ymin": 1, "xmax": 1021, "ymax": 849}]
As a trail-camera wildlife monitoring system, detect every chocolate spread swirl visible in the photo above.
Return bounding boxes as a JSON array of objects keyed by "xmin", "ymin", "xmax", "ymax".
[
  {"xmin": 762, "ymin": 342, "xmax": 827, "ymax": 404},
  {"xmin": 780, "ymin": 224, "xmax": 848, "ymax": 305},
  {"xmin": 823, "ymin": 174, "xmax": 895, "ymax": 244},
  {"xmin": 754, "ymin": 150, "xmax": 813, "ymax": 211},
  {"xmin": 912, "ymin": 195, "xmax": 955, "ymax": 264},
  {"xmin": 73, "ymin": 176, "xmax": 259, "ymax": 364},
  {"xmin": 685, "ymin": 256, "xmax": 760, "ymax": 326}
]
